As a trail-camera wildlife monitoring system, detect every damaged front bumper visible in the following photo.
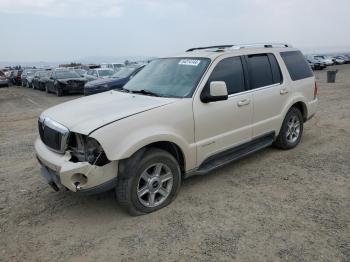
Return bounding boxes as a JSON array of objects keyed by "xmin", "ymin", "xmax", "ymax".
[{"xmin": 35, "ymin": 138, "xmax": 118, "ymax": 194}]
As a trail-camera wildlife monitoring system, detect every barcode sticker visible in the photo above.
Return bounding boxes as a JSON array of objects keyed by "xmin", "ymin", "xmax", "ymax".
[{"xmin": 178, "ymin": 59, "xmax": 201, "ymax": 66}]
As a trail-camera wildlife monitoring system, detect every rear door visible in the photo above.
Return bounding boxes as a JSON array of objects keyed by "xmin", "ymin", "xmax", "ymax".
[
  {"xmin": 245, "ymin": 53, "xmax": 288, "ymax": 137},
  {"xmin": 194, "ymin": 56, "xmax": 253, "ymax": 166}
]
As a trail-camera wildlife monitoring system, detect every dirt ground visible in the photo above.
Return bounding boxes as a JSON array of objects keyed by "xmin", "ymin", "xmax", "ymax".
[{"xmin": 0, "ymin": 65, "xmax": 349, "ymax": 262}]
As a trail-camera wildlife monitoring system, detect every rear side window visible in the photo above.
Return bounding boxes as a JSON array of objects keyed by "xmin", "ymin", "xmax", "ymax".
[
  {"xmin": 280, "ymin": 51, "xmax": 313, "ymax": 81},
  {"xmin": 267, "ymin": 54, "xmax": 283, "ymax": 84},
  {"xmin": 246, "ymin": 53, "xmax": 283, "ymax": 89},
  {"xmin": 206, "ymin": 56, "xmax": 246, "ymax": 95}
]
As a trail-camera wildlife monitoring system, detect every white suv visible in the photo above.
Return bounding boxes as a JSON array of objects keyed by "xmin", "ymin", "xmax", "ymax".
[{"xmin": 35, "ymin": 43, "xmax": 318, "ymax": 215}]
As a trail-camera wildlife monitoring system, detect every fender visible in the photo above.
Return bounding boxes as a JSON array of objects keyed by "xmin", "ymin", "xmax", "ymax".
[
  {"xmin": 276, "ymin": 95, "xmax": 308, "ymax": 135},
  {"xmin": 90, "ymin": 125, "xmax": 196, "ymax": 172}
]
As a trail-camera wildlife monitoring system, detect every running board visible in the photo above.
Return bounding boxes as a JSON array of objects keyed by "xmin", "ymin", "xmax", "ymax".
[{"xmin": 185, "ymin": 133, "xmax": 275, "ymax": 178}]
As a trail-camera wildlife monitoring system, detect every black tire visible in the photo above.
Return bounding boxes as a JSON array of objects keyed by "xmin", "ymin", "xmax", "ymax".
[
  {"xmin": 56, "ymin": 87, "xmax": 63, "ymax": 97},
  {"xmin": 274, "ymin": 107, "xmax": 303, "ymax": 150},
  {"xmin": 116, "ymin": 148, "xmax": 181, "ymax": 215}
]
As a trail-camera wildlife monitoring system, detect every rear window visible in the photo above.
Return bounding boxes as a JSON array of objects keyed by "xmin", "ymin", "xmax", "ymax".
[{"xmin": 280, "ymin": 51, "xmax": 313, "ymax": 81}]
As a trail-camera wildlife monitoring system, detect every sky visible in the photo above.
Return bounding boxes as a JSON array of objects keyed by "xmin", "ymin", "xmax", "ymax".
[{"xmin": 0, "ymin": 0, "xmax": 349, "ymax": 62}]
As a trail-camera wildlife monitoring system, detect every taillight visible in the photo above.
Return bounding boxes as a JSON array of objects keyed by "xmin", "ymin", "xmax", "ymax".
[{"xmin": 314, "ymin": 81, "xmax": 318, "ymax": 100}]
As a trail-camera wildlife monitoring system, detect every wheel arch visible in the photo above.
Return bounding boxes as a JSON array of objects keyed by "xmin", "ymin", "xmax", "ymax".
[
  {"xmin": 120, "ymin": 140, "xmax": 186, "ymax": 173},
  {"xmin": 291, "ymin": 101, "xmax": 308, "ymax": 122}
]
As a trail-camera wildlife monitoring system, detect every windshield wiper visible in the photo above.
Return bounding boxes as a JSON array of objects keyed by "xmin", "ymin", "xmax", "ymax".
[{"xmin": 130, "ymin": 89, "xmax": 160, "ymax": 97}]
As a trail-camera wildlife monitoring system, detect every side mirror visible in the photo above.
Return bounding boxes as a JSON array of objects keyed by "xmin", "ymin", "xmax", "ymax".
[{"xmin": 201, "ymin": 81, "xmax": 228, "ymax": 103}]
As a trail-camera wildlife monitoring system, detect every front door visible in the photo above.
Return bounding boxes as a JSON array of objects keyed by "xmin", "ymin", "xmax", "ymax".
[{"xmin": 193, "ymin": 56, "xmax": 253, "ymax": 166}]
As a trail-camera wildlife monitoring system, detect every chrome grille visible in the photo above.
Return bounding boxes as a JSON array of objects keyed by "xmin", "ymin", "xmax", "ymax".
[{"xmin": 38, "ymin": 116, "xmax": 69, "ymax": 153}]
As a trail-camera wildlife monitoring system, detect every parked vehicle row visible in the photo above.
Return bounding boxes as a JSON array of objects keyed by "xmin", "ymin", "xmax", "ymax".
[
  {"xmin": 3, "ymin": 64, "xmax": 145, "ymax": 96},
  {"xmin": 84, "ymin": 65, "xmax": 144, "ymax": 95},
  {"xmin": 305, "ymin": 54, "xmax": 350, "ymax": 70}
]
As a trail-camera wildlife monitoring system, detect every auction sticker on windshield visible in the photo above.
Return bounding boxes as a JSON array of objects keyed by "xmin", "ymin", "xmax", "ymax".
[{"xmin": 179, "ymin": 59, "xmax": 201, "ymax": 66}]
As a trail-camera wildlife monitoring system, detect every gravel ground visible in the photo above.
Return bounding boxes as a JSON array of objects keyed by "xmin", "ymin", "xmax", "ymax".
[{"xmin": 0, "ymin": 66, "xmax": 349, "ymax": 261}]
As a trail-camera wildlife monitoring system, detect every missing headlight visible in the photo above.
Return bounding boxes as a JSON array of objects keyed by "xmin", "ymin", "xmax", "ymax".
[{"xmin": 68, "ymin": 134, "xmax": 110, "ymax": 166}]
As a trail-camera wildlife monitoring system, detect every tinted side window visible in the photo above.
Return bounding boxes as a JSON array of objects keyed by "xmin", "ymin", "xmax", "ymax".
[
  {"xmin": 268, "ymin": 54, "xmax": 283, "ymax": 84},
  {"xmin": 280, "ymin": 51, "xmax": 313, "ymax": 81},
  {"xmin": 247, "ymin": 54, "xmax": 274, "ymax": 89},
  {"xmin": 206, "ymin": 56, "xmax": 245, "ymax": 95}
]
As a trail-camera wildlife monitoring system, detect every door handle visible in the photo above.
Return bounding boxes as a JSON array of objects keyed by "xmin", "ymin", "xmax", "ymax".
[
  {"xmin": 280, "ymin": 88, "xmax": 289, "ymax": 95},
  {"xmin": 237, "ymin": 99, "xmax": 250, "ymax": 107}
]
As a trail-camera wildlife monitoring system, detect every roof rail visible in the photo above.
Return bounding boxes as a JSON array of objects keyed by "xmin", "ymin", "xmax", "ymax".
[
  {"xmin": 186, "ymin": 43, "xmax": 292, "ymax": 52},
  {"xmin": 231, "ymin": 43, "xmax": 292, "ymax": 49},
  {"xmin": 186, "ymin": 45, "xmax": 233, "ymax": 52}
]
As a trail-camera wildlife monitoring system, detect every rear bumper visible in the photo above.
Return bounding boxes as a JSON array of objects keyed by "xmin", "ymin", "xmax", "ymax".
[
  {"xmin": 35, "ymin": 138, "xmax": 118, "ymax": 193},
  {"xmin": 62, "ymin": 86, "xmax": 84, "ymax": 94}
]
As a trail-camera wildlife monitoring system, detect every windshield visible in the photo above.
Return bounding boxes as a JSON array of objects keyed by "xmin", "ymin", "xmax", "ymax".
[
  {"xmin": 38, "ymin": 71, "xmax": 49, "ymax": 77},
  {"xmin": 55, "ymin": 71, "xmax": 80, "ymax": 79},
  {"xmin": 112, "ymin": 67, "xmax": 137, "ymax": 78},
  {"xmin": 74, "ymin": 69, "xmax": 85, "ymax": 75},
  {"xmin": 98, "ymin": 69, "xmax": 114, "ymax": 77},
  {"xmin": 123, "ymin": 58, "xmax": 210, "ymax": 98}
]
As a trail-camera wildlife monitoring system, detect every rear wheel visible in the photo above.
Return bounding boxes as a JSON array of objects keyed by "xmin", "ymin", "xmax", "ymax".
[
  {"xmin": 274, "ymin": 107, "xmax": 303, "ymax": 150},
  {"xmin": 116, "ymin": 148, "xmax": 181, "ymax": 215}
]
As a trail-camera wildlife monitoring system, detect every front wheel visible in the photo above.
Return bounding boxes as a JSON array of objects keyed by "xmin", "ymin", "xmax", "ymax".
[
  {"xmin": 274, "ymin": 107, "xmax": 303, "ymax": 150},
  {"xmin": 116, "ymin": 148, "xmax": 181, "ymax": 215},
  {"xmin": 56, "ymin": 87, "xmax": 63, "ymax": 97}
]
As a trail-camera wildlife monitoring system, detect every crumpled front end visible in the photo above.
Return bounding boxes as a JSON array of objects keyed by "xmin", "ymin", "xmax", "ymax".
[
  {"xmin": 35, "ymin": 116, "xmax": 118, "ymax": 194},
  {"xmin": 35, "ymin": 138, "xmax": 118, "ymax": 193}
]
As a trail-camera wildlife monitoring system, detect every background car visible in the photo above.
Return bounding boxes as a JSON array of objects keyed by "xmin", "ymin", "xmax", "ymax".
[
  {"xmin": 9, "ymin": 70, "xmax": 22, "ymax": 86},
  {"xmin": 332, "ymin": 56, "xmax": 345, "ymax": 65},
  {"xmin": 0, "ymin": 70, "xmax": 9, "ymax": 87},
  {"xmin": 305, "ymin": 56, "xmax": 326, "ymax": 70},
  {"xmin": 101, "ymin": 63, "xmax": 125, "ymax": 71},
  {"xmin": 22, "ymin": 69, "xmax": 39, "ymax": 88},
  {"xmin": 45, "ymin": 69, "xmax": 87, "ymax": 96},
  {"xmin": 334, "ymin": 55, "xmax": 350, "ymax": 64},
  {"xmin": 84, "ymin": 68, "xmax": 114, "ymax": 82},
  {"xmin": 72, "ymin": 68, "xmax": 87, "ymax": 77},
  {"xmin": 84, "ymin": 65, "xmax": 144, "ymax": 95},
  {"xmin": 313, "ymin": 55, "xmax": 334, "ymax": 66},
  {"xmin": 32, "ymin": 70, "xmax": 51, "ymax": 90}
]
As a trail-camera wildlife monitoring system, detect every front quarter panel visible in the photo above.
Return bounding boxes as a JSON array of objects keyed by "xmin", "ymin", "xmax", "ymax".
[{"xmin": 90, "ymin": 99, "xmax": 196, "ymax": 171}]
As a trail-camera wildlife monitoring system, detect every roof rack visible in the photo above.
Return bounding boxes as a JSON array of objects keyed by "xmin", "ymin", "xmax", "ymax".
[
  {"xmin": 232, "ymin": 43, "xmax": 292, "ymax": 49},
  {"xmin": 186, "ymin": 45, "xmax": 233, "ymax": 52},
  {"xmin": 186, "ymin": 43, "xmax": 292, "ymax": 52}
]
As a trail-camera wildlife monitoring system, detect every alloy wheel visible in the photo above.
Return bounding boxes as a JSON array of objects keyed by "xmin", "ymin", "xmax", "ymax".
[
  {"xmin": 137, "ymin": 163, "xmax": 173, "ymax": 208},
  {"xmin": 286, "ymin": 115, "xmax": 300, "ymax": 143}
]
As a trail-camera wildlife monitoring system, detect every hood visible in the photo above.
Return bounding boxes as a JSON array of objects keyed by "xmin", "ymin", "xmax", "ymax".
[
  {"xmin": 41, "ymin": 91, "xmax": 178, "ymax": 135},
  {"xmin": 85, "ymin": 77, "xmax": 126, "ymax": 87}
]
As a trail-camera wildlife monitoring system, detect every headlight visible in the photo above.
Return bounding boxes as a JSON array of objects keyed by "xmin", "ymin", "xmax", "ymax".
[{"xmin": 103, "ymin": 84, "xmax": 109, "ymax": 88}]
